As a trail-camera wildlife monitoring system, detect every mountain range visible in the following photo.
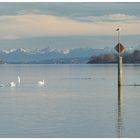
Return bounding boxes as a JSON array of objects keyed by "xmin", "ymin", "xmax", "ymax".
[{"xmin": 0, "ymin": 46, "xmax": 137, "ymax": 64}]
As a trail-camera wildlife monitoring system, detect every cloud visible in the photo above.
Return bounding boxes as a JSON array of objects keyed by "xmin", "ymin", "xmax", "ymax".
[
  {"xmin": 108, "ymin": 14, "xmax": 139, "ymax": 21},
  {"xmin": 78, "ymin": 14, "xmax": 140, "ymax": 23},
  {"xmin": 0, "ymin": 13, "xmax": 139, "ymax": 40},
  {"xmin": 0, "ymin": 3, "xmax": 139, "ymax": 15}
]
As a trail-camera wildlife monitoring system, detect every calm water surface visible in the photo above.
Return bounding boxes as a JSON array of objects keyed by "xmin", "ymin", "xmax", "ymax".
[{"xmin": 0, "ymin": 64, "xmax": 140, "ymax": 138}]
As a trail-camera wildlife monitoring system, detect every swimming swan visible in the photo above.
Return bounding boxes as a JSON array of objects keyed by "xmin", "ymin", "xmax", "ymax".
[
  {"xmin": 10, "ymin": 81, "xmax": 16, "ymax": 87},
  {"xmin": 38, "ymin": 80, "xmax": 45, "ymax": 85}
]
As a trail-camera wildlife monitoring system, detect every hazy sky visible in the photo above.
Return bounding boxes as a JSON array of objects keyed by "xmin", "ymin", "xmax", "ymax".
[{"xmin": 0, "ymin": 2, "xmax": 140, "ymax": 50}]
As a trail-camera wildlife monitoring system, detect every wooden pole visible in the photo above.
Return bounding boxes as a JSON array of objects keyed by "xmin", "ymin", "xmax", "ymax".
[
  {"xmin": 118, "ymin": 55, "xmax": 122, "ymax": 86},
  {"xmin": 116, "ymin": 28, "xmax": 124, "ymax": 137}
]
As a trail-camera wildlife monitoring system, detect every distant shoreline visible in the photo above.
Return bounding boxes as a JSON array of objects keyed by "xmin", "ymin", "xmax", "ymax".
[{"xmin": 1, "ymin": 62, "xmax": 140, "ymax": 65}]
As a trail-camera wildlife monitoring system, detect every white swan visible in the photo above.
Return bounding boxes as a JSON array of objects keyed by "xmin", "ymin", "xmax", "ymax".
[
  {"xmin": 10, "ymin": 81, "xmax": 16, "ymax": 87},
  {"xmin": 18, "ymin": 76, "xmax": 20, "ymax": 84},
  {"xmin": 38, "ymin": 80, "xmax": 45, "ymax": 85}
]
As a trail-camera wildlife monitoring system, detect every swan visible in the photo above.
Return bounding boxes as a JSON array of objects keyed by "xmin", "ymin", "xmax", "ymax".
[
  {"xmin": 18, "ymin": 76, "xmax": 20, "ymax": 84},
  {"xmin": 38, "ymin": 80, "xmax": 45, "ymax": 85},
  {"xmin": 10, "ymin": 81, "xmax": 16, "ymax": 87}
]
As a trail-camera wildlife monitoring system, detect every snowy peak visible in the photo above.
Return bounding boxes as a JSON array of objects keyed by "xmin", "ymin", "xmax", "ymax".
[
  {"xmin": 1, "ymin": 48, "xmax": 29, "ymax": 54},
  {"xmin": 1, "ymin": 49, "xmax": 16, "ymax": 54}
]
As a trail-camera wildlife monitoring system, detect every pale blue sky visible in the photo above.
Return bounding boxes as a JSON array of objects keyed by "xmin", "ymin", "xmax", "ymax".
[{"xmin": 0, "ymin": 2, "xmax": 139, "ymax": 50}]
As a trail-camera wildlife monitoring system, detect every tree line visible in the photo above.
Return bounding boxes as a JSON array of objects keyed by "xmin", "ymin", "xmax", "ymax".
[{"xmin": 87, "ymin": 50, "xmax": 140, "ymax": 64}]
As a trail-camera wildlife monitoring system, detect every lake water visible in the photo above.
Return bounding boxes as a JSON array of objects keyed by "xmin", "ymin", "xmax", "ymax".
[{"xmin": 0, "ymin": 64, "xmax": 140, "ymax": 138}]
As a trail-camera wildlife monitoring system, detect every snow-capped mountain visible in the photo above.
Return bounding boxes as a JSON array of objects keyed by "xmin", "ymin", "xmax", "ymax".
[{"xmin": 0, "ymin": 46, "xmax": 135, "ymax": 63}]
